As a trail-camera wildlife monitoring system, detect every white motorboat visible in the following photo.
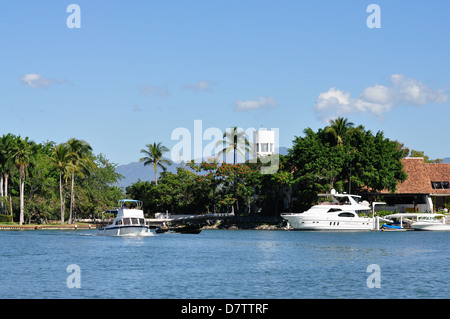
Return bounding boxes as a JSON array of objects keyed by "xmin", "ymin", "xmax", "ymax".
[
  {"xmin": 98, "ymin": 199, "xmax": 151, "ymax": 236},
  {"xmin": 412, "ymin": 214, "xmax": 450, "ymax": 231},
  {"xmin": 281, "ymin": 190, "xmax": 383, "ymax": 231}
]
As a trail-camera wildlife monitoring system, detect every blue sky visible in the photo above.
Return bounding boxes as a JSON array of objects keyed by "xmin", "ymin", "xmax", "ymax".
[{"xmin": 1, "ymin": 0, "xmax": 449, "ymax": 165}]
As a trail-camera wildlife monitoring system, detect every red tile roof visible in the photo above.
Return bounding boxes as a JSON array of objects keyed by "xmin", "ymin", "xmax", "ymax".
[{"xmin": 392, "ymin": 158, "xmax": 450, "ymax": 194}]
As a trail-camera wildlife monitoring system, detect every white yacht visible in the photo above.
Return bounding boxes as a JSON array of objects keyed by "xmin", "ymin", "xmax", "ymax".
[
  {"xmin": 98, "ymin": 199, "xmax": 151, "ymax": 236},
  {"xmin": 281, "ymin": 190, "xmax": 381, "ymax": 231}
]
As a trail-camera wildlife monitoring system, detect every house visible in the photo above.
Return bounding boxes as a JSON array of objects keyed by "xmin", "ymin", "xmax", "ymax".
[{"xmin": 375, "ymin": 157, "xmax": 450, "ymax": 213}]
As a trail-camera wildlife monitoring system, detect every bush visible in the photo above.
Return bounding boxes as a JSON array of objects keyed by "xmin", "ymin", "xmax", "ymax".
[{"xmin": 0, "ymin": 214, "xmax": 13, "ymax": 223}]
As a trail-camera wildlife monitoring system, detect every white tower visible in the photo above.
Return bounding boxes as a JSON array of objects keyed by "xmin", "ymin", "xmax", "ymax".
[{"xmin": 253, "ymin": 128, "xmax": 275, "ymax": 157}]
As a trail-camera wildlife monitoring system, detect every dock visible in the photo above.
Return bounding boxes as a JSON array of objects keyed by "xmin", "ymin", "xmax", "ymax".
[{"xmin": 0, "ymin": 224, "xmax": 97, "ymax": 231}]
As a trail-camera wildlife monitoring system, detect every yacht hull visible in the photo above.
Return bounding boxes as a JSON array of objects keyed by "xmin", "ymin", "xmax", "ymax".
[
  {"xmin": 98, "ymin": 225, "xmax": 151, "ymax": 236},
  {"xmin": 412, "ymin": 223, "xmax": 450, "ymax": 231},
  {"xmin": 282, "ymin": 214, "xmax": 374, "ymax": 231}
]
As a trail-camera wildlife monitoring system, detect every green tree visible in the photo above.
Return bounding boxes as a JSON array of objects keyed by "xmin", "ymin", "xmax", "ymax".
[
  {"xmin": 287, "ymin": 122, "xmax": 407, "ymax": 211},
  {"xmin": 125, "ymin": 180, "xmax": 156, "ymax": 213},
  {"xmin": 287, "ymin": 127, "xmax": 345, "ymax": 210},
  {"xmin": 77, "ymin": 153, "xmax": 124, "ymax": 217},
  {"xmin": 11, "ymin": 137, "xmax": 35, "ymax": 225},
  {"xmin": 0, "ymin": 134, "xmax": 17, "ymax": 215},
  {"xmin": 216, "ymin": 127, "xmax": 252, "ymax": 164},
  {"xmin": 25, "ymin": 141, "xmax": 58, "ymax": 223},
  {"xmin": 408, "ymin": 149, "xmax": 443, "ymax": 163},
  {"xmin": 250, "ymin": 155, "xmax": 294, "ymax": 215},
  {"xmin": 51, "ymin": 143, "xmax": 74, "ymax": 224},
  {"xmin": 140, "ymin": 142, "xmax": 172, "ymax": 186},
  {"xmin": 66, "ymin": 138, "xmax": 95, "ymax": 224},
  {"xmin": 325, "ymin": 117, "xmax": 355, "ymax": 147}
]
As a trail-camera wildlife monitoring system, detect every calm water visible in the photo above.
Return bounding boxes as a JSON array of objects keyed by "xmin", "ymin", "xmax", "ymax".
[{"xmin": 0, "ymin": 229, "xmax": 449, "ymax": 299}]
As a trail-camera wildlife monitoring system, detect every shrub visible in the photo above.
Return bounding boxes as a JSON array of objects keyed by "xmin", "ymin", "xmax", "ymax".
[{"xmin": 0, "ymin": 214, "xmax": 13, "ymax": 223}]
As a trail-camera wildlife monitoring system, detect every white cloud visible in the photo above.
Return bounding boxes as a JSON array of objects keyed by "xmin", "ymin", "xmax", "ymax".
[
  {"xmin": 314, "ymin": 74, "xmax": 448, "ymax": 122},
  {"xmin": 182, "ymin": 80, "xmax": 215, "ymax": 92},
  {"xmin": 21, "ymin": 73, "xmax": 68, "ymax": 88},
  {"xmin": 139, "ymin": 85, "xmax": 169, "ymax": 98},
  {"xmin": 235, "ymin": 96, "xmax": 277, "ymax": 112}
]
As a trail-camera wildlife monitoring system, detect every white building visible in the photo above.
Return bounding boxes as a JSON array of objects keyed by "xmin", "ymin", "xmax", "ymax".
[{"xmin": 253, "ymin": 128, "xmax": 275, "ymax": 157}]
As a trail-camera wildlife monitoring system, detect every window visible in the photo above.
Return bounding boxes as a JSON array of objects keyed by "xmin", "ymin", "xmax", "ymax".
[
  {"xmin": 139, "ymin": 218, "xmax": 145, "ymax": 225},
  {"xmin": 131, "ymin": 218, "xmax": 138, "ymax": 225},
  {"xmin": 431, "ymin": 181, "xmax": 450, "ymax": 189},
  {"xmin": 327, "ymin": 208, "xmax": 342, "ymax": 213},
  {"xmin": 338, "ymin": 212, "xmax": 356, "ymax": 218},
  {"xmin": 123, "ymin": 218, "xmax": 130, "ymax": 225}
]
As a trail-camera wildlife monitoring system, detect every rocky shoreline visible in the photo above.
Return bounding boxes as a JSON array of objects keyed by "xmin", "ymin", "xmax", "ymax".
[{"xmin": 202, "ymin": 215, "xmax": 287, "ymax": 230}]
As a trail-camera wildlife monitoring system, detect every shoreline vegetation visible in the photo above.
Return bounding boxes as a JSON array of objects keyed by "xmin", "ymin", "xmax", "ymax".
[{"xmin": 1, "ymin": 117, "xmax": 442, "ymax": 227}]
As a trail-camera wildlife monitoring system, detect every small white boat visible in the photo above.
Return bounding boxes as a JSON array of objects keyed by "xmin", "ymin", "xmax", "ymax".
[
  {"xmin": 99, "ymin": 199, "xmax": 151, "ymax": 236},
  {"xmin": 412, "ymin": 215, "xmax": 450, "ymax": 231}
]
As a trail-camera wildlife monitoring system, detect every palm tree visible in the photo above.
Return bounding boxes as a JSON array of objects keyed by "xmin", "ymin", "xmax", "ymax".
[
  {"xmin": 11, "ymin": 137, "xmax": 35, "ymax": 225},
  {"xmin": 140, "ymin": 142, "xmax": 172, "ymax": 186},
  {"xmin": 216, "ymin": 127, "xmax": 252, "ymax": 164},
  {"xmin": 326, "ymin": 117, "xmax": 355, "ymax": 147},
  {"xmin": 0, "ymin": 134, "xmax": 17, "ymax": 215},
  {"xmin": 51, "ymin": 143, "xmax": 74, "ymax": 225},
  {"xmin": 66, "ymin": 138, "xmax": 95, "ymax": 224}
]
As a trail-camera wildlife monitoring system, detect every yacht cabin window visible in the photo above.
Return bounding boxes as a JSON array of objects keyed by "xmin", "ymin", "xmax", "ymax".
[
  {"xmin": 338, "ymin": 212, "xmax": 356, "ymax": 217},
  {"xmin": 327, "ymin": 208, "xmax": 342, "ymax": 213}
]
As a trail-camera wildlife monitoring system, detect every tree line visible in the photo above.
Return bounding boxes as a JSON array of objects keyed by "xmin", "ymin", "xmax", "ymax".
[
  {"xmin": 1, "ymin": 118, "xmax": 428, "ymax": 223},
  {"xmin": 0, "ymin": 134, "xmax": 123, "ymax": 224},
  {"xmin": 127, "ymin": 118, "xmax": 412, "ymax": 215}
]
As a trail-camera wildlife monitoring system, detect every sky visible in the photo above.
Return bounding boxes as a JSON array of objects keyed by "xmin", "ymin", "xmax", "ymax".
[{"xmin": 1, "ymin": 0, "xmax": 449, "ymax": 165}]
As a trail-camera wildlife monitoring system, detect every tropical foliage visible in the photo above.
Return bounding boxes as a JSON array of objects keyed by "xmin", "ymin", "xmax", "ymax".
[
  {"xmin": 216, "ymin": 127, "xmax": 252, "ymax": 164},
  {"xmin": 127, "ymin": 156, "xmax": 293, "ymax": 216},
  {"xmin": 0, "ymin": 134, "xmax": 123, "ymax": 224}
]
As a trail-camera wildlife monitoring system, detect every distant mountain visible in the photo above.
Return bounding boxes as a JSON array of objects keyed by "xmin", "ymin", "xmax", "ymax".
[
  {"xmin": 116, "ymin": 147, "xmax": 290, "ymax": 188},
  {"xmin": 115, "ymin": 159, "xmax": 180, "ymax": 189},
  {"xmin": 277, "ymin": 147, "xmax": 288, "ymax": 156}
]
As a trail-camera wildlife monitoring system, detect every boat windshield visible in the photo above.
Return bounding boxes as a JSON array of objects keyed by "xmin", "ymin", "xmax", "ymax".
[
  {"xmin": 418, "ymin": 216, "xmax": 439, "ymax": 221},
  {"xmin": 119, "ymin": 199, "xmax": 143, "ymax": 210},
  {"xmin": 317, "ymin": 194, "xmax": 361, "ymax": 205},
  {"xmin": 351, "ymin": 196, "xmax": 360, "ymax": 203},
  {"xmin": 121, "ymin": 218, "xmax": 146, "ymax": 225}
]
